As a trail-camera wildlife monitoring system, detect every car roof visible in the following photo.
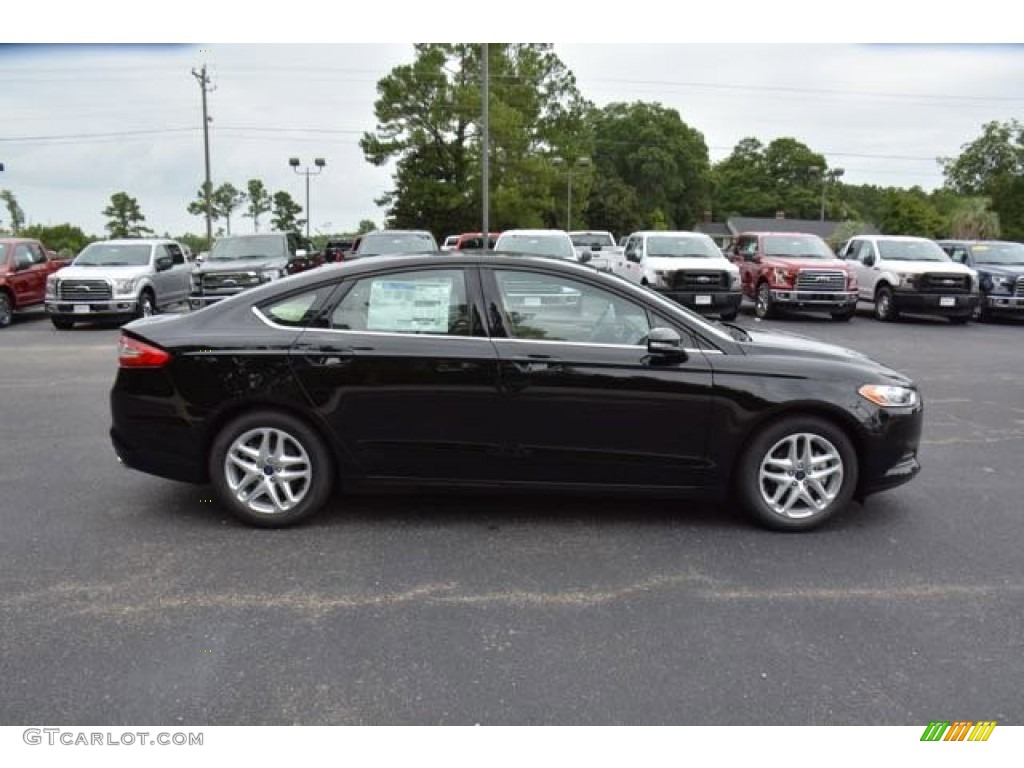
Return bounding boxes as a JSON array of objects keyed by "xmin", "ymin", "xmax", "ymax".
[
  {"xmin": 737, "ymin": 231, "xmax": 823, "ymax": 237},
  {"xmin": 631, "ymin": 230, "xmax": 708, "ymax": 237},
  {"xmin": 497, "ymin": 229, "xmax": 570, "ymax": 237},
  {"xmin": 93, "ymin": 238, "xmax": 174, "ymax": 245},
  {"xmin": 853, "ymin": 234, "xmax": 933, "ymax": 242}
]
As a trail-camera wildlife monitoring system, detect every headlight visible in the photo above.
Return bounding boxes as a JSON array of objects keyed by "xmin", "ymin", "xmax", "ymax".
[
  {"xmin": 260, "ymin": 269, "xmax": 283, "ymax": 282},
  {"xmin": 191, "ymin": 272, "xmax": 201, "ymax": 290},
  {"xmin": 652, "ymin": 270, "xmax": 671, "ymax": 287},
  {"xmin": 112, "ymin": 277, "xmax": 137, "ymax": 294},
  {"xmin": 858, "ymin": 384, "xmax": 919, "ymax": 408},
  {"xmin": 894, "ymin": 272, "xmax": 917, "ymax": 289},
  {"xmin": 988, "ymin": 275, "xmax": 1011, "ymax": 293},
  {"xmin": 771, "ymin": 267, "xmax": 793, "ymax": 286},
  {"xmin": 729, "ymin": 271, "xmax": 741, "ymax": 289}
]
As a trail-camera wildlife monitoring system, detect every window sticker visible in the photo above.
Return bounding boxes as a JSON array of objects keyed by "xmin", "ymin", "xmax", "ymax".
[{"xmin": 367, "ymin": 278, "xmax": 454, "ymax": 333}]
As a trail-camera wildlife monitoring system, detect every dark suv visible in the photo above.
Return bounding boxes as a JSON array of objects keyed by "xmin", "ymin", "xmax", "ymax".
[
  {"xmin": 323, "ymin": 238, "xmax": 354, "ymax": 263},
  {"xmin": 937, "ymin": 240, "xmax": 1024, "ymax": 321}
]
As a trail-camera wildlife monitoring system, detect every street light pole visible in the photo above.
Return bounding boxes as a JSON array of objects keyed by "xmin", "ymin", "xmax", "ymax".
[
  {"xmin": 288, "ymin": 157, "xmax": 326, "ymax": 239},
  {"xmin": 552, "ymin": 156, "xmax": 591, "ymax": 230}
]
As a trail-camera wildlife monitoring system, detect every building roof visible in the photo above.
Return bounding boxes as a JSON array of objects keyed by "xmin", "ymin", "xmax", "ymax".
[
  {"xmin": 725, "ymin": 217, "xmax": 879, "ymax": 239},
  {"xmin": 694, "ymin": 221, "xmax": 731, "ymax": 238}
]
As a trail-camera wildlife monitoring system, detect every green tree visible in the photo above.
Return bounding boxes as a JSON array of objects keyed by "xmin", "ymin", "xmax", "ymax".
[
  {"xmin": 270, "ymin": 190, "xmax": 304, "ymax": 232},
  {"xmin": 213, "ymin": 183, "xmax": 246, "ymax": 235},
  {"xmin": 103, "ymin": 192, "xmax": 153, "ymax": 238},
  {"xmin": 712, "ymin": 137, "xmax": 828, "ymax": 219},
  {"xmin": 187, "ymin": 182, "xmax": 220, "ymax": 229},
  {"xmin": 361, "ymin": 44, "xmax": 591, "ymax": 235},
  {"xmin": 587, "ymin": 102, "xmax": 711, "ymax": 232},
  {"xmin": 20, "ymin": 223, "xmax": 94, "ymax": 255},
  {"xmin": 947, "ymin": 197, "xmax": 1001, "ymax": 239},
  {"xmin": 878, "ymin": 188, "xmax": 944, "ymax": 237},
  {"xmin": 1, "ymin": 190, "xmax": 25, "ymax": 235},
  {"xmin": 940, "ymin": 120, "xmax": 1024, "ymax": 240},
  {"xmin": 356, "ymin": 219, "xmax": 377, "ymax": 234},
  {"xmin": 243, "ymin": 179, "xmax": 272, "ymax": 233}
]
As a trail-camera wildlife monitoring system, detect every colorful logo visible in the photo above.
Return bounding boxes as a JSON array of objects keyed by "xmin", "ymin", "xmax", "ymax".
[{"xmin": 920, "ymin": 721, "xmax": 997, "ymax": 742}]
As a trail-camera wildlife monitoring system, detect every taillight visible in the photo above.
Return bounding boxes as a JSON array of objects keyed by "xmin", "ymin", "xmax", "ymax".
[{"xmin": 118, "ymin": 335, "xmax": 170, "ymax": 368}]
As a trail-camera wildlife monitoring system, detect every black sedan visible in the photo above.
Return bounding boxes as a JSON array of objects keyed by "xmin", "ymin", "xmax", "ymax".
[{"xmin": 110, "ymin": 252, "xmax": 923, "ymax": 531}]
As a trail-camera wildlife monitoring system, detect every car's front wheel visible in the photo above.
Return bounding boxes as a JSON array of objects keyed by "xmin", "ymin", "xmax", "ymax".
[
  {"xmin": 736, "ymin": 416, "xmax": 858, "ymax": 532},
  {"xmin": 755, "ymin": 282, "xmax": 776, "ymax": 319},
  {"xmin": 874, "ymin": 285, "xmax": 898, "ymax": 322},
  {"xmin": 208, "ymin": 410, "xmax": 334, "ymax": 527},
  {"xmin": 0, "ymin": 293, "xmax": 12, "ymax": 327},
  {"xmin": 135, "ymin": 290, "xmax": 156, "ymax": 320}
]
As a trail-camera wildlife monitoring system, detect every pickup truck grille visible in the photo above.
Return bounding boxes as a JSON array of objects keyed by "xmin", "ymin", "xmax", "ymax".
[
  {"xmin": 670, "ymin": 271, "xmax": 729, "ymax": 291},
  {"xmin": 1015, "ymin": 276, "xmax": 1024, "ymax": 297},
  {"xmin": 920, "ymin": 273, "xmax": 970, "ymax": 294},
  {"xmin": 201, "ymin": 272, "xmax": 260, "ymax": 291},
  {"xmin": 796, "ymin": 270, "xmax": 846, "ymax": 292},
  {"xmin": 58, "ymin": 279, "xmax": 112, "ymax": 301}
]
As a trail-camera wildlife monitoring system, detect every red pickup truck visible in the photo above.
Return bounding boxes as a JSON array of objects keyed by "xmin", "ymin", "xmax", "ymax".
[{"xmin": 0, "ymin": 238, "xmax": 72, "ymax": 327}]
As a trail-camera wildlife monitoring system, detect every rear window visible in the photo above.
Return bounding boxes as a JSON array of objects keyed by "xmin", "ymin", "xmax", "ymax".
[
  {"xmin": 495, "ymin": 234, "xmax": 575, "ymax": 260},
  {"xmin": 357, "ymin": 232, "xmax": 437, "ymax": 256}
]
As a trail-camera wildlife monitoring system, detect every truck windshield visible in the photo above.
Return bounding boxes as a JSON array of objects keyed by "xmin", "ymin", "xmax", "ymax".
[
  {"xmin": 971, "ymin": 242, "xmax": 1024, "ymax": 265},
  {"xmin": 570, "ymin": 233, "xmax": 615, "ymax": 249},
  {"xmin": 495, "ymin": 234, "xmax": 576, "ymax": 260},
  {"xmin": 763, "ymin": 235, "xmax": 834, "ymax": 259},
  {"xmin": 357, "ymin": 232, "xmax": 437, "ymax": 256},
  {"xmin": 210, "ymin": 235, "xmax": 287, "ymax": 260},
  {"xmin": 75, "ymin": 243, "xmax": 152, "ymax": 266},
  {"xmin": 646, "ymin": 235, "xmax": 720, "ymax": 258},
  {"xmin": 878, "ymin": 240, "xmax": 949, "ymax": 262}
]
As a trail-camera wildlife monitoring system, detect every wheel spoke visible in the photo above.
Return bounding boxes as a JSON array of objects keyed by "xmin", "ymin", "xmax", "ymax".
[
  {"xmin": 758, "ymin": 431, "xmax": 846, "ymax": 520},
  {"xmin": 223, "ymin": 425, "xmax": 313, "ymax": 517}
]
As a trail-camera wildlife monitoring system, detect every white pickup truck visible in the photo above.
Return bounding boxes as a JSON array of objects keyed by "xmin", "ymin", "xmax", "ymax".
[{"xmin": 569, "ymin": 230, "xmax": 622, "ymax": 272}]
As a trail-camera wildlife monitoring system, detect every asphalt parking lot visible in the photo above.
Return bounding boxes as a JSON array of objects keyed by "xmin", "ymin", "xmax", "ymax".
[{"xmin": 1, "ymin": 304, "xmax": 1022, "ymax": 725}]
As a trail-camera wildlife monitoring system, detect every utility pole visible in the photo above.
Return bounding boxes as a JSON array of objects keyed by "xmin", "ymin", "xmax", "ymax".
[
  {"xmin": 192, "ymin": 64, "xmax": 214, "ymax": 249},
  {"xmin": 481, "ymin": 43, "xmax": 490, "ymax": 241}
]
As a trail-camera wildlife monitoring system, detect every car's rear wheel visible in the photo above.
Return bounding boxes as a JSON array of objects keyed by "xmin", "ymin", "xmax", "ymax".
[
  {"xmin": 209, "ymin": 410, "xmax": 334, "ymax": 527},
  {"xmin": 736, "ymin": 416, "xmax": 858, "ymax": 532},
  {"xmin": 755, "ymin": 282, "xmax": 776, "ymax": 319},
  {"xmin": 874, "ymin": 285, "xmax": 898, "ymax": 322},
  {"xmin": 50, "ymin": 316, "xmax": 75, "ymax": 330}
]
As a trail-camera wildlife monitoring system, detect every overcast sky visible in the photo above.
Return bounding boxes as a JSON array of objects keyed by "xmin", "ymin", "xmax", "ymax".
[{"xmin": 2, "ymin": 32, "xmax": 1022, "ymax": 238}]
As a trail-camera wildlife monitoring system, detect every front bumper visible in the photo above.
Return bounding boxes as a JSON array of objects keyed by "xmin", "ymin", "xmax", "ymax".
[
  {"xmin": 769, "ymin": 289, "xmax": 858, "ymax": 308},
  {"xmin": 652, "ymin": 288, "xmax": 743, "ymax": 315},
  {"xmin": 46, "ymin": 299, "xmax": 138, "ymax": 317},
  {"xmin": 859, "ymin": 403, "xmax": 924, "ymax": 497},
  {"xmin": 982, "ymin": 294, "xmax": 1024, "ymax": 313},
  {"xmin": 188, "ymin": 293, "xmax": 236, "ymax": 309},
  {"xmin": 891, "ymin": 291, "xmax": 979, "ymax": 315}
]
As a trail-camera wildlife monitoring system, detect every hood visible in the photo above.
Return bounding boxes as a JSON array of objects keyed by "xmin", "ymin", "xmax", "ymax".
[
  {"xmin": 884, "ymin": 260, "xmax": 975, "ymax": 275},
  {"xmin": 55, "ymin": 264, "xmax": 152, "ymax": 279},
  {"xmin": 645, "ymin": 256, "xmax": 737, "ymax": 274},
  {"xmin": 975, "ymin": 263, "xmax": 1024, "ymax": 277},
  {"xmin": 761, "ymin": 256, "xmax": 850, "ymax": 271},
  {"xmin": 196, "ymin": 256, "xmax": 288, "ymax": 273}
]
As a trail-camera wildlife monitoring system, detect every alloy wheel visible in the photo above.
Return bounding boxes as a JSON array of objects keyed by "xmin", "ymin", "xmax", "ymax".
[
  {"xmin": 223, "ymin": 427, "xmax": 313, "ymax": 515},
  {"xmin": 756, "ymin": 432, "xmax": 844, "ymax": 520}
]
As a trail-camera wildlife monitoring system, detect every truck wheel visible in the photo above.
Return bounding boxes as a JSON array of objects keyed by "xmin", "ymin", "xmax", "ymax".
[
  {"xmin": 0, "ymin": 293, "xmax": 12, "ymax": 327},
  {"xmin": 755, "ymin": 283, "xmax": 776, "ymax": 319},
  {"xmin": 736, "ymin": 415, "xmax": 858, "ymax": 532},
  {"xmin": 51, "ymin": 316, "xmax": 75, "ymax": 330},
  {"xmin": 873, "ymin": 285, "xmax": 899, "ymax": 322},
  {"xmin": 135, "ymin": 291, "xmax": 156, "ymax": 319},
  {"xmin": 208, "ymin": 410, "xmax": 334, "ymax": 528}
]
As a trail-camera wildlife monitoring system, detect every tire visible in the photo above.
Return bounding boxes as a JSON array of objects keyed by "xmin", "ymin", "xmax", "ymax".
[
  {"xmin": 135, "ymin": 290, "xmax": 156, "ymax": 320},
  {"xmin": 736, "ymin": 415, "xmax": 858, "ymax": 532},
  {"xmin": 873, "ymin": 285, "xmax": 898, "ymax": 322},
  {"xmin": 0, "ymin": 292, "xmax": 12, "ymax": 328},
  {"xmin": 50, "ymin": 316, "xmax": 75, "ymax": 330},
  {"xmin": 208, "ymin": 410, "xmax": 334, "ymax": 528},
  {"xmin": 754, "ymin": 282, "xmax": 776, "ymax": 319},
  {"xmin": 831, "ymin": 308, "xmax": 856, "ymax": 322},
  {"xmin": 719, "ymin": 308, "xmax": 739, "ymax": 322}
]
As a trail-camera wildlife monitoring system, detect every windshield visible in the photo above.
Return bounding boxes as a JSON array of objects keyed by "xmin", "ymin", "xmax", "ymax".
[
  {"xmin": 646, "ymin": 235, "xmax": 720, "ymax": 258},
  {"xmin": 970, "ymin": 242, "xmax": 1024, "ymax": 265},
  {"xmin": 74, "ymin": 243, "xmax": 152, "ymax": 266},
  {"xmin": 495, "ymin": 234, "xmax": 576, "ymax": 260},
  {"xmin": 878, "ymin": 239, "xmax": 949, "ymax": 262},
  {"xmin": 357, "ymin": 232, "xmax": 437, "ymax": 256},
  {"xmin": 209, "ymin": 235, "xmax": 287, "ymax": 261},
  {"xmin": 570, "ymin": 233, "xmax": 615, "ymax": 249},
  {"xmin": 763, "ymin": 235, "xmax": 834, "ymax": 259}
]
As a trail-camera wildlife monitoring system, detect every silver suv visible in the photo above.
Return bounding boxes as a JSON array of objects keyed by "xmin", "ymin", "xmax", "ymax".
[{"xmin": 45, "ymin": 239, "xmax": 192, "ymax": 329}]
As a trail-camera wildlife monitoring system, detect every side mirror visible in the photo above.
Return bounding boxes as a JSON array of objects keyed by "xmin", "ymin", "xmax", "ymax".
[
  {"xmin": 626, "ymin": 251, "xmax": 641, "ymax": 264},
  {"xmin": 863, "ymin": 253, "xmax": 876, "ymax": 267},
  {"xmin": 579, "ymin": 250, "xmax": 592, "ymax": 263},
  {"xmin": 646, "ymin": 327, "xmax": 687, "ymax": 363},
  {"xmin": 155, "ymin": 257, "xmax": 173, "ymax": 272}
]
